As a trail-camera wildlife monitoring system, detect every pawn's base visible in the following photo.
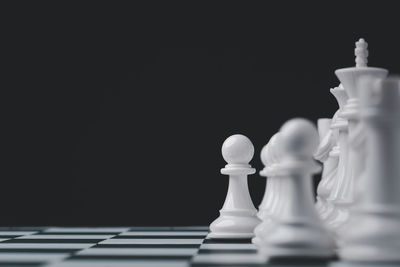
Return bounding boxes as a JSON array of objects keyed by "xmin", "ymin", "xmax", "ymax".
[
  {"xmin": 208, "ymin": 214, "xmax": 260, "ymax": 239},
  {"xmin": 207, "ymin": 232, "xmax": 254, "ymax": 239},
  {"xmin": 252, "ymin": 217, "xmax": 273, "ymax": 245},
  {"xmin": 259, "ymin": 220, "xmax": 336, "ymax": 258}
]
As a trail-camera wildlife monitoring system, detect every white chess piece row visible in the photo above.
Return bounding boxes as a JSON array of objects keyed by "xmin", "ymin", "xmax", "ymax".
[{"xmin": 208, "ymin": 38, "xmax": 400, "ymax": 263}]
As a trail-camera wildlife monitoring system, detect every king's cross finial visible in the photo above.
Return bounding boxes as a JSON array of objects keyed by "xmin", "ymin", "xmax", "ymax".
[{"xmin": 355, "ymin": 38, "xmax": 368, "ymax": 67}]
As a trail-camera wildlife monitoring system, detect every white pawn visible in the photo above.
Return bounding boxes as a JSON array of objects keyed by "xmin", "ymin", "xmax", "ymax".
[
  {"xmin": 256, "ymin": 133, "xmax": 282, "ymax": 220},
  {"xmin": 260, "ymin": 118, "xmax": 336, "ymax": 258},
  {"xmin": 253, "ymin": 133, "xmax": 284, "ymax": 245},
  {"xmin": 208, "ymin": 134, "xmax": 261, "ymax": 239},
  {"xmin": 256, "ymin": 143, "xmax": 273, "ymax": 220}
]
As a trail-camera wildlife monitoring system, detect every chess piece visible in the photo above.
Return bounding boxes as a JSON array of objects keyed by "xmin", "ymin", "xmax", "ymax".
[
  {"xmin": 339, "ymin": 76, "xmax": 400, "ymax": 262},
  {"xmin": 320, "ymin": 85, "xmax": 349, "ymax": 223},
  {"xmin": 208, "ymin": 134, "xmax": 261, "ymax": 239},
  {"xmin": 256, "ymin": 134, "xmax": 283, "ymax": 220},
  {"xmin": 253, "ymin": 133, "xmax": 284, "ymax": 245},
  {"xmin": 257, "ymin": 143, "xmax": 273, "ymax": 220},
  {"xmin": 330, "ymin": 38, "xmax": 388, "ymax": 230},
  {"xmin": 259, "ymin": 118, "xmax": 336, "ymax": 258},
  {"xmin": 314, "ymin": 118, "xmax": 338, "ymax": 215}
]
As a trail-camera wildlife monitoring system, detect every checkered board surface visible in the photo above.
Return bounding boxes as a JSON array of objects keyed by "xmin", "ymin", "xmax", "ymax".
[{"xmin": 0, "ymin": 226, "xmax": 273, "ymax": 267}]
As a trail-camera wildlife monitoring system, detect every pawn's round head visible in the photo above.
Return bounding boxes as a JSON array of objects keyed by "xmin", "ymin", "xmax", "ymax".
[
  {"xmin": 268, "ymin": 133, "xmax": 283, "ymax": 163},
  {"xmin": 222, "ymin": 134, "xmax": 254, "ymax": 164},
  {"xmin": 280, "ymin": 118, "xmax": 319, "ymax": 158}
]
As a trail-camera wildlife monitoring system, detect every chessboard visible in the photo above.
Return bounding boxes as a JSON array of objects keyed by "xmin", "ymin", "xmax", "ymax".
[{"xmin": 0, "ymin": 226, "xmax": 338, "ymax": 267}]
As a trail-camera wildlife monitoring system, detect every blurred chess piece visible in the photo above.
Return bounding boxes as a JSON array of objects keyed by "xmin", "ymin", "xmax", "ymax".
[
  {"xmin": 339, "ymin": 76, "xmax": 400, "ymax": 262},
  {"xmin": 253, "ymin": 133, "xmax": 284, "ymax": 245},
  {"xmin": 330, "ymin": 38, "xmax": 388, "ymax": 231},
  {"xmin": 314, "ymin": 117, "xmax": 339, "ymax": 215},
  {"xmin": 208, "ymin": 134, "xmax": 261, "ymax": 239},
  {"xmin": 257, "ymin": 142, "xmax": 273, "ymax": 220},
  {"xmin": 321, "ymin": 85, "xmax": 349, "ymax": 224},
  {"xmin": 259, "ymin": 118, "xmax": 336, "ymax": 259}
]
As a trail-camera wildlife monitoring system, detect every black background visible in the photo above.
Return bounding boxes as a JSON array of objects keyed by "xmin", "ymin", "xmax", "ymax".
[{"xmin": 2, "ymin": 2, "xmax": 400, "ymax": 226}]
